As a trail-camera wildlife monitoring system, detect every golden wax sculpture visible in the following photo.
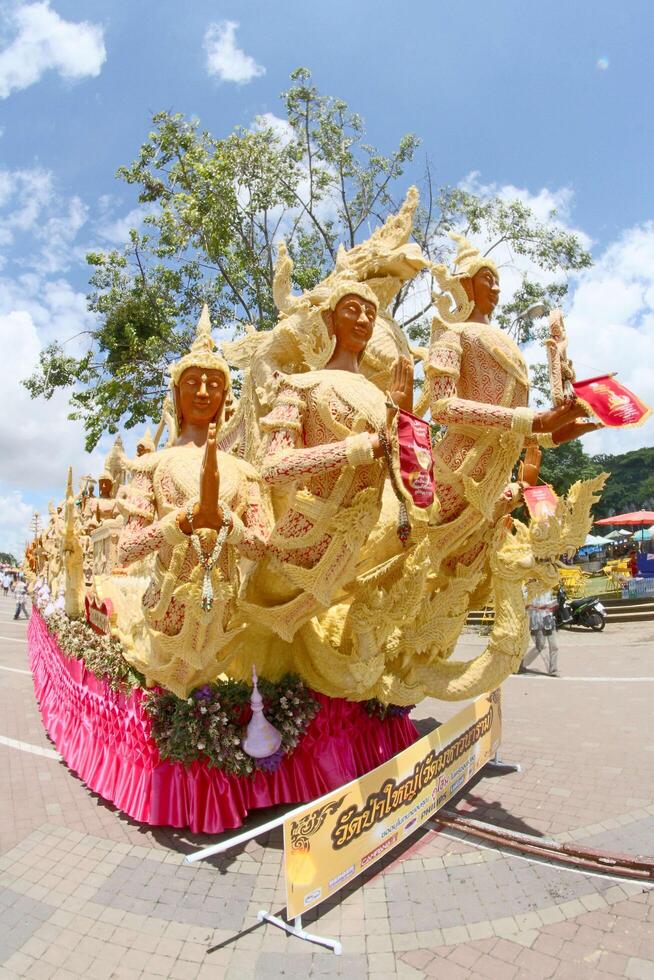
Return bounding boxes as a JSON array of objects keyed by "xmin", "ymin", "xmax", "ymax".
[{"xmin": 92, "ymin": 196, "xmax": 606, "ymax": 705}]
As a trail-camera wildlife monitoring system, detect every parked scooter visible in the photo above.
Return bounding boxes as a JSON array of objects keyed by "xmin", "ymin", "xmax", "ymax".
[{"xmin": 555, "ymin": 586, "xmax": 606, "ymax": 631}]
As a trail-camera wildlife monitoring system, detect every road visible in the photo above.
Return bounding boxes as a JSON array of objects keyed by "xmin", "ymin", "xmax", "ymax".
[{"xmin": 1, "ymin": 594, "xmax": 653, "ymax": 979}]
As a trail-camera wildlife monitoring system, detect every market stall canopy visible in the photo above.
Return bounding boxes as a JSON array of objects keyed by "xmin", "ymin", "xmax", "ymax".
[
  {"xmin": 595, "ymin": 511, "xmax": 654, "ymax": 526},
  {"xmin": 583, "ymin": 534, "xmax": 612, "ymax": 546},
  {"xmin": 631, "ymin": 529, "xmax": 652, "ymax": 541},
  {"xmin": 604, "ymin": 529, "xmax": 632, "ymax": 539}
]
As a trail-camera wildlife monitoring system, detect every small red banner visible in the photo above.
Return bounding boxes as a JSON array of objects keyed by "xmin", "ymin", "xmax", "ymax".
[
  {"xmin": 572, "ymin": 375, "xmax": 651, "ymax": 429},
  {"xmin": 523, "ymin": 484, "xmax": 558, "ymax": 521},
  {"xmin": 397, "ymin": 410, "xmax": 435, "ymax": 508},
  {"xmin": 85, "ymin": 594, "xmax": 114, "ymax": 635}
]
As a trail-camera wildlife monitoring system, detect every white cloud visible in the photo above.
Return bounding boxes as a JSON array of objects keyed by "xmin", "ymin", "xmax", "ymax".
[
  {"xmin": 0, "ymin": 486, "xmax": 33, "ymax": 560},
  {"xmin": 547, "ymin": 223, "xmax": 654, "ymax": 455},
  {"xmin": 204, "ymin": 20, "xmax": 264, "ymax": 85},
  {"xmin": 0, "ymin": 2, "xmax": 105, "ymax": 99},
  {"xmin": 96, "ymin": 203, "xmax": 156, "ymax": 247},
  {"xmin": 0, "ymin": 310, "xmax": 104, "ymax": 494}
]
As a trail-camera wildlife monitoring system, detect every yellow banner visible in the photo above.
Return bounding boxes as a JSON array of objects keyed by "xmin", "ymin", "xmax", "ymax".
[{"xmin": 283, "ymin": 689, "xmax": 501, "ymax": 917}]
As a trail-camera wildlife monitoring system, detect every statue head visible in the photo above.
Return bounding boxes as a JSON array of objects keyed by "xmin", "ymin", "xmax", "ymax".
[
  {"xmin": 447, "ymin": 233, "xmax": 499, "ymax": 323},
  {"xmin": 136, "ymin": 426, "xmax": 155, "ymax": 457},
  {"xmin": 169, "ymin": 305, "xmax": 231, "ymax": 435},
  {"xmin": 98, "ymin": 472, "xmax": 113, "ymax": 498},
  {"xmin": 322, "ymin": 282, "xmax": 378, "ymax": 361},
  {"xmin": 432, "ymin": 232, "xmax": 500, "ymax": 325}
]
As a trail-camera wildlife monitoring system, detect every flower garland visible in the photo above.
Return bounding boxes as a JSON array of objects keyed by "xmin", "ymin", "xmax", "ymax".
[
  {"xmin": 37, "ymin": 608, "xmax": 319, "ymax": 775},
  {"xmin": 144, "ymin": 676, "xmax": 320, "ymax": 776},
  {"xmin": 44, "ymin": 611, "xmax": 144, "ymax": 692}
]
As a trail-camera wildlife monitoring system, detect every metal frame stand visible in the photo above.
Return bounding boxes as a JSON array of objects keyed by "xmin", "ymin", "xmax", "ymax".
[
  {"xmin": 257, "ymin": 910, "xmax": 342, "ymax": 955},
  {"xmin": 485, "ymin": 750, "xmax": 521, "ymax": 773}
]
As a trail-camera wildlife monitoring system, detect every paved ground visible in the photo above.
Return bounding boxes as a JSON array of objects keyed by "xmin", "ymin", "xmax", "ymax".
[{"xmin": 1, "ymin": 591, "xmax": 653, "ymax": 979}]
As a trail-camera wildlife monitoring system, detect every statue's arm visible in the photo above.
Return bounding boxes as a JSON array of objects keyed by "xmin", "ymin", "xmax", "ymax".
[
  {"xmin": 225, "ymin": 477, "xmax": 271, "ymax": 561},
  {"xmin": 258, "ymin": 387, "xmax": 375, "ymax": 486},
  {"xmin": 427, "ymin": 323, "xmax": 533, "ymax": 433},
  {"xmin": 117, "ymin": 469, "xmax": 186, "ymax": 565}
]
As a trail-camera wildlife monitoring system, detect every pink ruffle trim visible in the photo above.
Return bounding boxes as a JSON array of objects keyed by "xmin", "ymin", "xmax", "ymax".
[{"xmin": 28, "ymin": 611, "xmax": 418, "ymax": 833}]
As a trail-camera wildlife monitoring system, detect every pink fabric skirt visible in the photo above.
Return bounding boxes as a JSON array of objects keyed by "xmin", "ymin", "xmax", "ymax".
[{"xmin": 28, "ymin": 611, "xmax": 418, "ymax": 833}]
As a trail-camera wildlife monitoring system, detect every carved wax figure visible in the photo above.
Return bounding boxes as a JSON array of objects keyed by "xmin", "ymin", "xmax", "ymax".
[
  {"xmin": 238, "ymin": 281, "xmax": 416, "ymax": 655},
  {"xmin": 115, "ymin": 306, "xmax": 270, "ymax": 698},
  {"xmin": 381, "ymin": 233, "xmax": 601, "ymax": 703},
  {"xmin": 220, "ymin": 188, "xmax": 426, "ymax": 461},
  {"xmin": 94, "ymin": 473, "xmax": 118, "ymax": 522},
  {"xmin": 428, "ymin": 234, "xmax": 595, "ymax": 527}
]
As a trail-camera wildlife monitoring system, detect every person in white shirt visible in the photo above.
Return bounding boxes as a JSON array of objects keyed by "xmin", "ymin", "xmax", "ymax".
[
  {"xmin": 13, "ymin": 578, "xmax": 30, "ymax": 620},
  {"xmin": 2, "ymin": 573, "xmax": 10, "ymax": 596},
  {"xmin": 521, "ymin": 592, "xmax": 559, "ymax": 677}
]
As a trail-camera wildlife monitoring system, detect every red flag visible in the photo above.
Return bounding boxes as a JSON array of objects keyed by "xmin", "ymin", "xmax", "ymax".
[
  {"xmin": 572, "ymin": 375, "xmax": 651, "ymax": 429},
  {"xmin": 523, "ymin": 484, "xmax": 558, "ymax": 521},
  {"xmin": 396, "ymin": 410, "xmax": 435, "ymax": 508}
]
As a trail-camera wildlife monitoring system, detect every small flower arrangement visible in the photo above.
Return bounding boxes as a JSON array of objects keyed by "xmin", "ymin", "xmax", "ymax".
[
  {"xmin": 144, "ymin": 675, "xmax": 320, "ymax": 776},
  {"xmin": 38, "ymin": 608, "xmax": 320, "ymax": 776},
  {"xmin": 364, "ymin": 699, "xmax": 414, "ymax": 722}
]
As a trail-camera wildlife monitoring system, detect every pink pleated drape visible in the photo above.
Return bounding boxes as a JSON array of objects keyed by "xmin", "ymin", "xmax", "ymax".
[{"xmin": 28, "ymin": 612, "xmax": 418, "ymax": 833}]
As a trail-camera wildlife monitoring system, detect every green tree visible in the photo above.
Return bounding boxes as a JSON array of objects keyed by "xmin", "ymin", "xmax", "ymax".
[
  {"xmin": 0, "ymin": 552, "xmax": 18, "ymax": 566},
  {"xmin": 539, "ymin": 440, "xmax": 603, "ymax": 497},
  {"xmin": 24, "ymin": 68, "xmax": 592, "ymax": 450},
  {"xmin": 590, "ymin": 446, "xmax": 654, "ymax": 518}
]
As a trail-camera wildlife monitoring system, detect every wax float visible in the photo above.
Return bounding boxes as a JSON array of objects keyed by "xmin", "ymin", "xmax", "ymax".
[{"xmin": 27, "ymin": 191, "xmax": 609, "ymax": 832}]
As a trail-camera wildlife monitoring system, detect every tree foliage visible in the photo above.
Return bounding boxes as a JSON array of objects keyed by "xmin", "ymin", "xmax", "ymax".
[
  {"xmin": 540, "ymin": 443, "xmax": 654, "ymax": 519},
  {"xmin": 24, "ymin": 68, "xmax": 592, "ymax": 450}
]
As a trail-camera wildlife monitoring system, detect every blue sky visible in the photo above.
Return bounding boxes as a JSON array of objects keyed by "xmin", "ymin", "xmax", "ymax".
[{"xmin": 0, "ymin": 0, "xmax": 653, "ymax": 555}]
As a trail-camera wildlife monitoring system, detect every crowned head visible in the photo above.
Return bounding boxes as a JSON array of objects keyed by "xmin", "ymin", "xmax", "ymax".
[
  {"xmin": 321, "ymin": 280, "xmax": 379, "ymax": 362},
  {"xmin": 136, "ymin": 426, "xmax": 155, "ymax": 457},
  {"xmin": 169, "ymin": 305, "xmax": 232, "ymax": 432},
  {"xmin": 450, "ymin": 233, "xmax": 500, "ymax": 322},
  {"xmin": 98, "ymin": 471, "xmax": 114, "ymax": 498}
]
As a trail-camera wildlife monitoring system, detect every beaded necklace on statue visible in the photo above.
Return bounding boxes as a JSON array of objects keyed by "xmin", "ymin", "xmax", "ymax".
[{"xmin": 186, "ymin": 502, "xmax": 232, "ymax": 612}]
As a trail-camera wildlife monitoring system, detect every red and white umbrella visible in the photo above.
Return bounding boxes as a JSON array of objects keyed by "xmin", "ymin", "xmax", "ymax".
[{"xmin": 595, "ymin": 511, "xmax": 654, "ymax": 526}]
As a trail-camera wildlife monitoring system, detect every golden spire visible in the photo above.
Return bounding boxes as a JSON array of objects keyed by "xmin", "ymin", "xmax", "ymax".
[
  {"xmin": 168, "ymin": 304, "xmax": 231, "ymax": 388},
  {"xmin": 449, "ymin": 232, "xmax": 499, "ymax": 281}
]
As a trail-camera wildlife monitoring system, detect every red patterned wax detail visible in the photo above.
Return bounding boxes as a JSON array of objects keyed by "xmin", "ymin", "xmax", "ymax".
[{"xmin": 397, "ymin": 410, "xmax": 435, "ymax": 508}]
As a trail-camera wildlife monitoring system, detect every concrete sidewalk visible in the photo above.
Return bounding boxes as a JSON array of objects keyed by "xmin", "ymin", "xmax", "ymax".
[{"xmin": 1, "ymin": 593, "xmax": 653, "ymax": 979}]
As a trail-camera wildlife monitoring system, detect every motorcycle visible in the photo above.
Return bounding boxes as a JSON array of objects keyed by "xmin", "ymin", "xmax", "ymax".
[{"xmin": 555, "ymin": 586, "xmax": 606, "ymax": 631}]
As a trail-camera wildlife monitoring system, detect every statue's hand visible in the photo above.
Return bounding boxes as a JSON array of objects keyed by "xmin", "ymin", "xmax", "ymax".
[
  {"xmin": 388, "ymin": 356, "xmax": 414, "ymax": 414},
  {"xmin": 177, "ymin": 424, "xmax": 225, "ymax": 533},
  {"xmin": 552, "ymin": 419, "xmax": 602, "ymax": 446},
  {"xmin": 532, "ymin": 397, "xmax": 586, "ymax": 434}
]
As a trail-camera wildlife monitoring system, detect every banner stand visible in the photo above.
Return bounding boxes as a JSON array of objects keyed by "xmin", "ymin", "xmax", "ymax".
[
  {"xmin": 184, "ymin": 690, "xmax": 509, "ymax": 957},
  {"xmin": 485, "ymin": 750, "xmax": 521, "ymax": 774},
  {"xmin": 256, "ymin": 910, "xmax": 342, "ymax": 955}
]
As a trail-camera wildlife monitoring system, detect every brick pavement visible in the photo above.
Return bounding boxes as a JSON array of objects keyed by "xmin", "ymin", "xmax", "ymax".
[{"xmin": 0, "ymin": 592, "xmax": 653, "ymax": 979}]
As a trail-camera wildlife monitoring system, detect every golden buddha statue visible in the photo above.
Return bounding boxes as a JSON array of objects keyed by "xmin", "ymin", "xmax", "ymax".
[{"xmin": 111, "ymin": 305, "xmax": 271, "ymax": 698}]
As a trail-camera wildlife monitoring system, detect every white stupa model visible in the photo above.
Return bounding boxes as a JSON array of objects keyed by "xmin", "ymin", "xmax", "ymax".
[{"xmin": 241, "ymin": 665, "xmax": 282, "ymax": 759}]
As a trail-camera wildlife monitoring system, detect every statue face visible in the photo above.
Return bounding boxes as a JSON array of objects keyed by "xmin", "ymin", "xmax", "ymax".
[
  {"xmin": 470, "ymin": 267, "xmax": 499, "ymax": 318},
  {"xmin": 177, "ymin": 366, "xmax": 226, "ymax": 427},
  {"xmin": 325, "ymin": 293, "xmax": 377, "ymax": 356},
  {"xmin": 99, "ymin": 478, "xmax": 113, "ymax": 498}
]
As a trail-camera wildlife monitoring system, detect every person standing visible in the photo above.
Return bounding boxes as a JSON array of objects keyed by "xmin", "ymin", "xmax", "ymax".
[
  {"xmin": 521, "ymin": 592, "xmax": 559, "ymax": 677},
  {"xmin": 13, "ymin": 578, "xmax": 30, "ymax": 620},
  {"xmin": 2, "ymin": 572, "xmax": 10, "ymax": 596}
]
